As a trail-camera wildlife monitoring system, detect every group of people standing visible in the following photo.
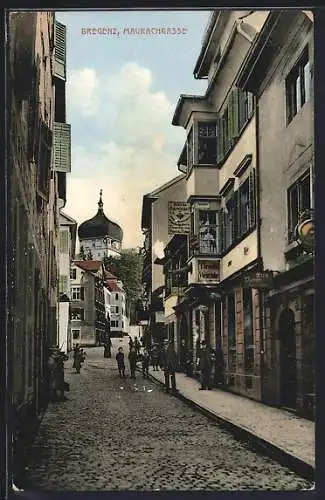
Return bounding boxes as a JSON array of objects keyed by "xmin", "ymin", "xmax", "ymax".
[
  {"xmin": 72, "ymin": 344, "xmax": 87, "ymax": 373},
  {"xmin": 115, "ymin": 336, "xmax": 143, "ymax": 379}
]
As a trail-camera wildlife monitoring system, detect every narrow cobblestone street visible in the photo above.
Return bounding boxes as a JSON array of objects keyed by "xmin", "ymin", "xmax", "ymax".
[{"xmin": 17, "ymin": 339, "xmax": 312, "ymax": 492}]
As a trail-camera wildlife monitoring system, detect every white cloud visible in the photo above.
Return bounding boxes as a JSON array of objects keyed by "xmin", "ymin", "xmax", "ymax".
[
  {"xmin": 65, "ymin": 62, "xmax": 186, "ymax": 249},
  {"xmin": 67, "ymin": 68, "xmax": 100, "ymax": 116}
]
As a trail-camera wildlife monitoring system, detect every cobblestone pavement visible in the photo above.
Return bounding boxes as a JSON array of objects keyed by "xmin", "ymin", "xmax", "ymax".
[{"xmin": 19, "ymin": 341, "xmax": 313, "ymax": 491}]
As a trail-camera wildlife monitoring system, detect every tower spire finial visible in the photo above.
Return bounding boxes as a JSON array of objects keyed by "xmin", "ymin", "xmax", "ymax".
[{"xmin": 98, "ymin": 189, "xmax": 103, "ymax": 211}]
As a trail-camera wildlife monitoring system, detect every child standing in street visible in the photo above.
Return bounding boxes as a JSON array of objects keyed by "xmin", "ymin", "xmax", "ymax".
[{"xmin": 116, "ymin": 347, "xmax": 126, "ymax": 378}]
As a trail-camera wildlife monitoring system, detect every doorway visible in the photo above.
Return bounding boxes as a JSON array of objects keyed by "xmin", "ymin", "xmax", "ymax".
[{"xmin": 279, "ymin": 307, "xmax": 297, "ymax": 409}]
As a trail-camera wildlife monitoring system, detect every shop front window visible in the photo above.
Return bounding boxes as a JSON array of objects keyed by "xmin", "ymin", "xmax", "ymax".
[{"xmin": 198, "ymin": 210, "xmax": 219, "ymax": 255}]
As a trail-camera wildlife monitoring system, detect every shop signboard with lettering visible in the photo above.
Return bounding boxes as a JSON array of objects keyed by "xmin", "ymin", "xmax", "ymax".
[
  {"xmin": 243, "ymin": 271, "xmax": 274, "ymax": 288},
  {"xmin": 197, "ymin": 260, "xmax": 220, "ymax": 283},
  {"xmin": 168, "ymin": 201, "xmax": 191, "ymax": 235}
]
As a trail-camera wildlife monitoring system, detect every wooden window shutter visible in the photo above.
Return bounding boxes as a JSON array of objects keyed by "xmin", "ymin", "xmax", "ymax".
[
  {"xmin": 80, "ymin": 287, "xmax": 85, "ymax": 300},
  {"xmin": 60, "ymin": 229, "xmax": 69, "ymax": 253},
  {"xmin": 59, "ymin": 275, "xmax": 68, "ymax": 294},
  {"xmin": 237, "ymin": 187, "xmax": 242, "ymax": 237},
  {"xmin": 247, "ymin": 92, "xmax": 254, "ymax": 118},
  {"xmin": 54, "ymin": 21, "xmax": 66, "ymax": 81},
  {"xmin": 232, "ymin": 191, "xmax": 238, "ymax": 241},
  {"xmin": 238, "ymin": 89, "xmax": 246, "ymax": 130},
  {"xmin": 249, "ymin": 169, "xmax": 257, "ymax": 228},
  {"xmin": 230, "ymin": 88, "xmax": 240, "ymax": 140},
  {"xmin": 51, "ymin": 122, "xmax": 71, "ymax": 172},
  {"xmin": 216, "ymin": 116, "xmax": 224, "ymax": 164}
]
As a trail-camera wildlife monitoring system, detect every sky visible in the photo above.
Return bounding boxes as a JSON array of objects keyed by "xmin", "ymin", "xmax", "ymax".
[{"xmin": 56, "ymin": 10, "xmax": 211, "ymax": 249}]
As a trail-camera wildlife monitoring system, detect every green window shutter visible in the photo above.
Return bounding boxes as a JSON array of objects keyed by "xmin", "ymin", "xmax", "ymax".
[
  {"xmin": 249, "ymin": 169, "xmax": 257, "ymax": 228},
  {"xmin": 247, "ymin": 92, "xmax": 254, "ymax": 118},
  {"xmin": 217, "ymin": 116, "xmax": 224, "ymax": 164},
  {"xmin": 51, "ymin": 122, "xmax": 71, "ymax": 172},
  {"xmin": 59, "ymin": 275, "xmax": 68, "ymax": 294},
  {"xmin": 60, "ymin": 229, "xmax": 69, "ymax": 253},
  {"xmin": 238, "ymin": 90, "xmax": 246, "ymax": 131},
  {"xmin": 231, "ymin": 88, "xmax": 240, "ymax": 139},
  {"xmin": 232, "ymin": 191, "xmax": 238, "ymax": 241},
  {"xmin": 54, "ymin": 21, "xmax": 66, "ymax": 81},
  {"xmin": 237, "ymin": 187, "xmax": 242, "ymax": 238}
]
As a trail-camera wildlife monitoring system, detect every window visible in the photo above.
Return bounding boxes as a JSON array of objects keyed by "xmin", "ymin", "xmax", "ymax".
[
  {"xmin": 70, "ymin": 268, "xmax": 76, "ymax": 280},
  {"xmin": 115, "ymin": 306, "xmax": 119, "ymax": 313},
  {"xmin": 243, "ymin": 288, "xmax": 254, "ymax": 373},
  {"xmin": 286, "ymin": 47, "xmax": 311, "ymax": 124},
  {"xmin": 71, "ymin": 286, "xmax": 81, "ymax": 300},
  {"xmin": 222, "ymin": 193, "xmax": 238, "ymax": 251},
  {"xmin": 198, "ymin": 210, "xmax": 219, "ymax": 255},
  {"xmin": 72, "ymin": 330, "xmax": 80, "ymax": 340},
  {"xmin": 238, "ymin": 170, "xmax": 256, "ymax": 238},
  {"xmin": 71, "ymin": 286, "xmax": 84, "ymax": 301},
  {"xmin": 111, "ymin": 320, "xmax": 117, "ymax": 328},
  {"xmin": 71, "ymin": 309, "xmax": 84, "ymax": 321},
  {"xmin": 115, "ymin": 293, "xmax": 119, "ymax": 300},
  {"xmin": 288, "ymin": 170, "xmax": 312, "ymax": 242},
  {"xmin": 198, "ymin": 121, "xmax": 218, "ymax": 164}
]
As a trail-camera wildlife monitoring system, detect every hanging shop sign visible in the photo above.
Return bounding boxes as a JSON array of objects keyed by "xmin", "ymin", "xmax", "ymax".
[
  {"xmin": 295, "ymin": 210, "xmax": 315, "ymax": 253},
  {"xmin": 168, "ymin": 201, "xmax": 191, "ymax": 235},
  {"xmin": 243, "ymin": 271, "xmax": 274, "ymax": 289},
  {"xmin": 197, "ymin": 260, "xmax": 220, "ymax": 283}
]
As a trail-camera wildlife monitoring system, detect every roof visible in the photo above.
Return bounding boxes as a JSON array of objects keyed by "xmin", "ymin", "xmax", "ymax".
[
  {"xmin": 105, "ymin": 280, "xmax": 123, "ymax": 293},
  {"xmin": 78, "ymin": 190, "xmax": 123, "ymax": 242},
  {"xmin": 104, "ymin": 269, "xmax": 117, "ymax": 280},
  {"xmin": 141, "ymin": 174, "xmax": 186, "ymax": 230},
  {"xmin": 73, "ymin": 260, "xmax": 102, "ymax": 273}
]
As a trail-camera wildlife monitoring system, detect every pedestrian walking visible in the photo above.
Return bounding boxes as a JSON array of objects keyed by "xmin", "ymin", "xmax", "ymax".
[
  {"xmin": 128, "ymin": 335, "xmax": 134, "ymax": 350},
  {"xmin": 128, "ymin": 346, "xmax": 137, "ymax": 379},
  {"xmin": 74, "ymin": 349, "xmax": 83, "ymax": 374},
  {"xmin": 104, "ymin": 337, "xmax": 112, "ymax": 358},
  {"xmin": 150, "ymin": 345, "xmax": 160, "ymax": 371},
  {"xmin": 163, "ymin": 342, "xmax": 178, "ymax": 394},
  {"xmin": 185, "ymin": 349, "xmax": 194, "ymax": 377},
  {"xmin": 197, "ymin": 340, "xmax": 212, "ymax": 390},
  {"xmin": 116, "ymin": 347, "xmax": 126, "ymax": 378},
  {"xmin": 142, "ymin": 349, "xmax": 150, "ymax": 378},
  {"xmin": 134, "ymin": 337, "xmax": 141, "ymax": 355}
]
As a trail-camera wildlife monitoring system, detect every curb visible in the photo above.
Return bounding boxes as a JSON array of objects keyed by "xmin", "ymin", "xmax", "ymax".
[{"xmin": 148, "ymin": 372, "xmax": 314, "ymax": 482}]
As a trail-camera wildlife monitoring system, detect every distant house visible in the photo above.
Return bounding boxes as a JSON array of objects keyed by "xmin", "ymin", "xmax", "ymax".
[
  {"xmin": 70, "ymin": 260, "xmax": 106, "ymax": 346},
  {"xmin": 104, "ymin": 269, "xmax": 129, "ymax": 337}
]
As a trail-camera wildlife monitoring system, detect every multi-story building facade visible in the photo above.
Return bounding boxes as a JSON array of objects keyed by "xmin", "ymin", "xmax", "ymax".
[
  {"xmin": 58, "ymin": 211, "xmax": 77, "ymax": 353},
  {"xmin": 8, "ymin": 12, "xmax": 67, "ymax": 450},
  {"xmin": 170, "ymin": 11, "xmax": 269, "ymax": 397},
  {"xmin": 69, "ymin": 260, "xmax": 106, "ymax": 346},
  {"xmin": 104, "ymin": 270, "xmax": 128, "ymax": 336},
  {"xmin": 141, "ymin": 175, "xmax": 187, "ymax": 344},
  {"xmin": 78, "ymin": 191, "xmax": 123, "ymax": 260},
  {"xmin": 237, "ymin": 10, "xmax": 314, "ymax": 416}
]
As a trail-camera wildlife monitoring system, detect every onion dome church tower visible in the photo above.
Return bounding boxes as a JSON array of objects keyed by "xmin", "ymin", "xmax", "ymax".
[{"xmin": 78, "ymin": 190, "xmax": 123, "ymax": 259}]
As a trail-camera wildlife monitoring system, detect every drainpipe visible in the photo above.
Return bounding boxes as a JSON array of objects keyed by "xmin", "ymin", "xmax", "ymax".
[{"xmin": 255, "ymin": 96, "xmax": 265, "ymax": 403}]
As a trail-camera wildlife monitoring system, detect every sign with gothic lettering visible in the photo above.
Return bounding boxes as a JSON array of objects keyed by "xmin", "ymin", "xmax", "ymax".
[
  {"xmin": 197, "ymin": 260, "xmax": 220, "ymax": 283},
  {"xmin": 168, "ymin": 201, "xmax": 191, "ymax": 235},
  {"xmin": 243, "ymin": 271, "xmax": 274, "ymax": 288}
]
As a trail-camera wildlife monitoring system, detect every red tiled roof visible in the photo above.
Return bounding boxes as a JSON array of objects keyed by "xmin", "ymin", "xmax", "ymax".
[
  {"xmin": 104, "ymin": 269, "xmax": 117, "ymax": 279},
  {"xmin": 74, "ymin": 260, "xmax": 102, "ymax": 272},
  {"xmin": 104, "ymin": 280, "xmax": 123, "ymax": 293}
]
